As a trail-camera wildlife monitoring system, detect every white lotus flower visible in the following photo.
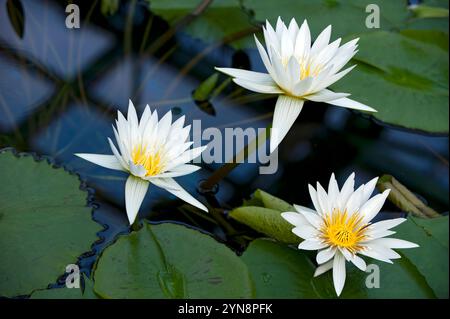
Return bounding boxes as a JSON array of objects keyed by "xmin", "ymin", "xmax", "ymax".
[
  {"xmin": 216, "ymin": 17, "xmax": 377, "ymax": 153},
  {"xmin": 281, "ymin": 173, "xmax": 419, "ymax": 297},
  {"xmin": 75, "ymin": 100, "xmax": 208, "ymax": 225}
]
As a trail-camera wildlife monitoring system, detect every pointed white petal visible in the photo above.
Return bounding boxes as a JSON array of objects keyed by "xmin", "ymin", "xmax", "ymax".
[
  {"xmin": 215, "ymin": 67, "xmax": 273, "ymax": 84},
  {"xmin": 372, "ymin": 238, "xmax": 419, "ymax": 249},
  {"xmin": 326, "ymin": 97, "xmax": 377, "ymax": 112},
  {"xmin": 153, "ymin": 164, "xmax": 201, "ymax": 178},
  {"xmin": 292, "ymin": 225, "xmax": 319, "ymax": 240},
  {"xmin": 254, "ymin": 35, "xmax": 274, "ymax": 75},
  {"xmin": 151, "ymin": 177, "xmax": 208, "ymax": 212},
  {"xmin": 233, "ymin": 78, "xmax": 283, "ymax": 94},
  {"xmin": 332, "ymin": 251, "xmax": 346, "ymax": 297},
  {"xmin": 297, "ymin": 209, "xmax": 322, "ymax": 229},
  {"xmin": 270, "ymin": 95, "xmax": 304, "ymax": 153},
  {"xmin": 307, "ymin": 184, "xmax": 323, "ymax": 215},
  {"xmin": 298, "ymin": 238, "xmax": 328, "ymax": 250},
  {"xmin": 351, "ymin": 254, "xmax": 367, "ymax": 271},
  {"xmin": 317, "ymin": 246, "xmax": 337, "ymax": 264},
  {"xmin": 305, "ymin": 89, "xmax": 350, "ymax": 102},
  {"xmin": 108, "ymin": 138, "xmax": 128, "ymax": 170},
  {"xmin": 338, "ymin": 172, "xmax": 355, "ymax": 211},
  {"xmin": 294, "ymin": 19, "xmax": 311, "ymax": 60},
  {"xmin": 361, "ymin": 177, "xmax": 379, "ymax": 204},
  {"xmin": 311, "ymin": 25, "xmax": 332, "ymax": 55},
  {"xmin": 368, "ymin": 218, "xmax": 407, "ymax": 232},
  {"xmin": 314, "ymin": 259, "xmax": 333, "ymax": 277},
  {"xmin": 75, "ymin": 153, "xmax": 125, "ymax": 171},
  {"xmin": 281, "ymin": 211, "xmax": 308, "ymax": 226},
  {"xmin": 327, "ymin": 173, "xmax": 339, "ymax": 207},
  {"xmin": 125, "ymin": 175, "xmax": 149, "ymax": 225},
  {"xmin": 360, "ymin": 189, "xmax": 390, "ymax": 223},
  {"xmin": 316, "ymin": 182, "xmax": 331, "ymax": 215}
]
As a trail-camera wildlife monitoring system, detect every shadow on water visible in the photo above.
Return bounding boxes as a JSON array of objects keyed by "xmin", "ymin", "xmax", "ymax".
[{"xmin": 0, "ymin": 0, "xmax": 448, "ymax": 289}]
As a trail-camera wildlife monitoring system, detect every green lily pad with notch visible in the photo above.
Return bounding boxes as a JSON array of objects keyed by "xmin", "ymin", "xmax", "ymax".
[
  {"xmin": 332, "ymin": 31, "xmax": 449, "ymax": 134},
  {"xmin": 93, "ymin": 222, "xmax": 253, "ymax": 298},
  {"xmin": 0, "ymin": 149, "xmax": 102, "ymax": 297}
]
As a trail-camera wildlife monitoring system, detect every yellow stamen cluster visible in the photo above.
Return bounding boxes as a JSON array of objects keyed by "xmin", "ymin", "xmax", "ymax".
[
  {"xmin": 320, "ymin": 209, "xmax": 367, "ymax": 254},
  {"xmin": 299, "ymin": 61, "xmax": 322, "ymax": 80},
  {"xmin": 131, "ymin": 145, "xmax": 163, "ymax": 176}
]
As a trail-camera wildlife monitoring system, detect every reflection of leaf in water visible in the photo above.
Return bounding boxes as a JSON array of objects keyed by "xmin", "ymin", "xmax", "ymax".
[{"xmin": 6, "ymin": 0, "xmax": 25, "ymax": 39}]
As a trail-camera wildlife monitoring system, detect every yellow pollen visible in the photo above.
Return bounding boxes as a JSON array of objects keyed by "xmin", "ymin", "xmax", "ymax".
[
  {"xmin": 131, "ymin": 145, "xmax": 163, "ymax": 176},
  {"xmin": 300, "ymin": 61, "xmax": 322, "ymax": 80},
  {"xmin": 320, "ymin": 209, "xmax": 367, "ymax": 254}
]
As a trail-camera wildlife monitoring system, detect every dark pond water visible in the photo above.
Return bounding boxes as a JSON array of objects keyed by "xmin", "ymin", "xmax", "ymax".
[{"xmin": 0, "ymin": 0, "xmax": 448, "ymax": 287}]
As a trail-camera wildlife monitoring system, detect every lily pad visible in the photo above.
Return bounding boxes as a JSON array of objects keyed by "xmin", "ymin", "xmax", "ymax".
[
  {"xmin": 242, "ymin": 239, "xmax": 433, "ymax": 298},
  {"xmin": 30, "ymin": 275, "xmax": 99, "ymax": 299},
  {"xmin": 93, "ymin": 222, "xmax": 253, "ymax": 298},
  {"xmin": 148, "ymin": 0, "xmax": 255, "ymax": 48},
  {"xmin": 0, "ymin": 149, "xmax": 101, "ymax": 297},
  {"xmin": 243, "ymin": 0, "xmax": 410, "ymax": 36},
  {"xmin": 332, "ymin": 31, "xmax": 449, "ymax": 134}
]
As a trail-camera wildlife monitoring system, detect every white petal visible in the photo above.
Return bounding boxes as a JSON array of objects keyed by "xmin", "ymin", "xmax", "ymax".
[
  {"xmin": 360, "ymin": 189, "xmax": 390, "ymax": 223},
  {"xmin": 270, "ymin": 95, "xmax": 304, "ymax": 153},
  {"xmin": 153, "ymin": 164, "xmax": 201, "ymax": 178},
  {"xmin": 305, "ymin": 89, "xmax": 350, "ymax": 102},
  {"xmin": 351, "ymin": 254, "xmax": 367, "ymax": 271},
  {"xmin": 292, "ymin": 225, "xmax": 319, "ymax": 240},
  {"xmin": 150, "ymin": 177, "xmax": 208, "ymax": 212},
  {"xmin": 297, "ymin": 209, "xmax": 322, "ymax": 229},
  {"xmin": 254, "ymin": 35, "xmax": 274, "ymax": 75},
  {"xmin": 366, "ymin": 229, "xmax": 396, "ymax": 240},
  {"xmin": 293, "ymin": 204, "xmax": 317, "ymax": 215},
  {"xmin": 75, "ymin": 153, "xmax": 125, "ymax": 171},
  {"xmin": 129, "ymin": 162, "xmax": 147, "ymax": 178},
  {"xmin": 317, "ymin": 246, "xmax": 337, "ymax": 264},
  {"xmin": 125, "ymin": 175, "xmax": 149, "ymax": 225},
  {"xmin": 108, "ymin": 138, "xmax": 128, "ymax": 170},
  {"xmin": 311, "ymin": 25, "xmax": 332, "ymax": 56},
  {"xmin": 316, "ymin": 182, "xmax": 331, "ymax": 215},
  {"xmin": 165, "ymin": 145, "xmax": 207, "ymax": 170},
  {"xmin": 332, "ymin": 251, "xmax": 346, "ymax": 297},
  {"xmin": 298, "ymin": 238, "xmax": 328, "ymax": 250},
  {"xmin": 292, "ymin": 77, "xmax": 314, "ymax": 96},
  {"xmin": 294, "ymin": 19, "xmax": 311, "ymax": 60},
  {"xmin": 233, "ymin": 78, "xmax": 283, "ymax": 94},
  {"xmin": 281, "ymin": 211, "xmax": 308, "ymax": 226},
  {"xmin": 361, "ymin": 177, "xmax": 379, "ymax": 204},
  {"xmin": 314, "ymin": 259, "xmax": 333, "ymax": 277},
  {"xmin": 338, "ymin": 172, "xmax": 355, "ymax": 211},
  {"xmin": 215, "ymin": 67, "xmax": 273, "ymax": 84},
  {"xmin": 325, "ymin": 97, "xmax": 377, "ymax": 112},
  {"xmin": 368, "ymin": 218, "xmax": 407, "ymax": 232},
  {"xmin": 281, "ymin": 29, "xmax": 294, "ymax": 60},
  {"xmin": 372, "ymin": 238, "xmax": 419, "ymax": 249},
  {"xmin": 345, "ymin": 184, "xmax": 364, "ymax": 216},
  {"xmin": 327, "ymin": 173, "xmax": 339, "ymax": 208},
  {"xmin": 139, "ymin": 105, "xmax": 152, "ymax": 134},
  {"xmin": 307, "ymin": 184, "xmax": 322, "ymax": 215}
]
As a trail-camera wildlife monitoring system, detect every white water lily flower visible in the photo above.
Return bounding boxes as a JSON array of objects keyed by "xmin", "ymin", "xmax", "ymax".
[
  {"xmin": 216, "ymin": 17, "xmax": 377, "ymax": 153},
  {"xmin": 75, "ymin": 100, "xmax": 208, "ymax": 225},
  {"xmin": 281, "ymin": 173, "xmax": 419, "ymax": 297}
]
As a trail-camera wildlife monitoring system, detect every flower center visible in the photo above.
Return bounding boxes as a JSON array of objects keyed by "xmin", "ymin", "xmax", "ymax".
[
  {"xmin": 320, "ymin": 209, "xmax": 367, "ymax": 253},
  {"xmin": 131, "ymin": 145, "xmax": 164, "ymax": 176},
  {"xmin": 299, "ymin": 60, "xmax": 322, "ymax": 80}
]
